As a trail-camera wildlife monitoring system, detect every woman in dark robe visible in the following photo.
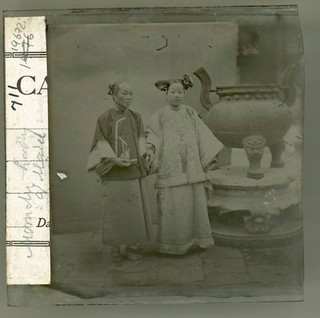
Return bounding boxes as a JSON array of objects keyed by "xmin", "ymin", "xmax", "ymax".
[{"xmin": 87, "ymin": 81, "xmax": 153, "ymax": 262}]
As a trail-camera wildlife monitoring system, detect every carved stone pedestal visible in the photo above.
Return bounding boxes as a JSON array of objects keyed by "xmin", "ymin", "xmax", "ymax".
[{"xmin": 206, "ymin": 166, "xmax": 302, "ymax": 247}]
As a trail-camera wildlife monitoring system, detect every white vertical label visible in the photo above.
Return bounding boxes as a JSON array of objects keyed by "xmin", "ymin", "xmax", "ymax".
[{"xmin": 5, "ymin": 17, "xmax": 50, "ymax": 285}]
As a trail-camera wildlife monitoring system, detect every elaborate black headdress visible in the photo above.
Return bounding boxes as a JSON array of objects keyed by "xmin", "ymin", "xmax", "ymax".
[{"xmin": 155, "ymin": 74, "xmax": 193, "ymax": 92}]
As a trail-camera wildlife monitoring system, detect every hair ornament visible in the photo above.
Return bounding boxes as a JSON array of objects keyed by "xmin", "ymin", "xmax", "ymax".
[
  {"xmin": 155, "ymin": 74, "xmax": 193, "ymax": 92},
  {"xmin": 181, "ymin": 74, "xmax": 193, "ymax": 90},
  {"xmin": 108, "ymin": 83, "xmax": 115, "ymax": 96},
  {"xmin": 154, "ymin": 80, "xmax": 170, "ymax": 92}
]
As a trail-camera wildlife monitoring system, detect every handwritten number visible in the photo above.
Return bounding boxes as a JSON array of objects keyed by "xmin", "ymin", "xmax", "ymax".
[
  {"xmin": 11, "ymin": 40, "xmax": 19, "ymax": 48},
  {"xmin": 10, "ymin": 101, "xmax": 23, "ymax": 111},
  {"xmin": 35, "ymin": 193, "xmax": 45, "ymax": 200},
  {"xmin": 26, "ymin": 247, "xmax": 33, "ymax": 258},
  {"xmin": 10, "ymin": 19, "xmax": 35, "ymax": 71},
  {"xmin": 20, "ymin": 64, "xmax": 31, "ymax": 70},
  {"xmin": 16, "ymin": 22, "xmax": 26, "ymax": 30},
  {"xmin": 25, "ymin": 33, "xmax": 34, "ymax": 40}
]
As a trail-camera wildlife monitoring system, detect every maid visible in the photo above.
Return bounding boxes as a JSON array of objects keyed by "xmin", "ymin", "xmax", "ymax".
[{"xmin": 87, "ymin": 81, "xmax": 152, "ymax": 262}]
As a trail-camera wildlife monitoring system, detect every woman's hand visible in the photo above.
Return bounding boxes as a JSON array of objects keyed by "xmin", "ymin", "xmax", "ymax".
[
  {"xmin": 112, "ymin": 157, "xmax": 132, "ymax": 167},
  {"xmin": 145, "ymin": 147, "xmax": 155, "ymax": 165},
  {"xmin": 204, "ymin": 158, "xmax": 219, "ymax": 172}
]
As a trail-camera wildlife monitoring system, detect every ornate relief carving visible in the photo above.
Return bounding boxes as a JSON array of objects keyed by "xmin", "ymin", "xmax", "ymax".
[{"xmin": 242, "ymin": 135, "xmax": 266, "ymax": 179}]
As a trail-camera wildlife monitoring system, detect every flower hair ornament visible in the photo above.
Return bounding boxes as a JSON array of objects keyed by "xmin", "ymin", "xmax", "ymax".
[
  {"xmin": 107, "ymin": 83, "xmax": 116, "ymax": 96},
  {"xmin": 155, "ymin": 74, "xmax": 193, "ymax": 92},
  {"xmin": 181, "ymin": 74, "xmax": 194, "ymax": 90}
]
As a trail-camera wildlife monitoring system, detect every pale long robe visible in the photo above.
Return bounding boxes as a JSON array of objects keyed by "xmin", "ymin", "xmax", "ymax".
[{"xmin": 146, "ymin": 105, "xmax": 223, "ymax": 254}]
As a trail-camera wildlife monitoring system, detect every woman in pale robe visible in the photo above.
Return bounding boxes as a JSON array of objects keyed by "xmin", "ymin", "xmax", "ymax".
[
  {"xmin": 146, "ymin": 75, "xmax": 223, "ymax": 255},
  {"xmin": 87, "ymin": 82, "xmax": 152, "ymax": 262}
]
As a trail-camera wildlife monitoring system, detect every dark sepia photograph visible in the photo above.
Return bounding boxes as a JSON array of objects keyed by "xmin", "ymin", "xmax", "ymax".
[{"xmin": 7, "ymin": 6, "xmax": 304, "ymax": 305}]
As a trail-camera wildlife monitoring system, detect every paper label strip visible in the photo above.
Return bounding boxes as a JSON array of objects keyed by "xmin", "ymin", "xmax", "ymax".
[{"xmin": 5, "ymin": 17, "xmax": 50, "ymax": 285}]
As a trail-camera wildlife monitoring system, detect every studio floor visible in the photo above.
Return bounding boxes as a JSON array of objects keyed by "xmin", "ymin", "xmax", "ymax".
[{"xmin": 7, "ymin": 229, "xmax": 303, "ymax": 306}]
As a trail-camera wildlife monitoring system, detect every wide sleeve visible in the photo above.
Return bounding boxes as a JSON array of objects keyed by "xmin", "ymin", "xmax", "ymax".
[
  {"xmin": 136, "ymin": 112, "xmax": 147, "ymax": 157},
  {"xmin": 145, "ymin": 111, "xmax": 163, "ymax": 174},
  {"xmin": 145, "ymin": 112, "xmax": 162, "ymax": 151},
  {"xmin": 194, "ymin": 112, "xmax": 224, "ymax": 170},
  {"xmin": 87, "ymin": 118, "xmax": 116, "ymax": 172}
]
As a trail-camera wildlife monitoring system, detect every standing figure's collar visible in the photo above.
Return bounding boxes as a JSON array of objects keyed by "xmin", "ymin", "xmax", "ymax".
[
  {"xmin": 168, "ymin": 104, "xmax": 184, "ymax": 112},
  {"xmin": 114, "ymin": 106, "xmax": 127, "ymax": 114}
]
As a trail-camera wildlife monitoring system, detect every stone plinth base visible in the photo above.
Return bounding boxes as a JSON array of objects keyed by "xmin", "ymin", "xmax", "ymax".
[{"xmin": 206, "ymin": 166, "xmax": 302, "ymax": 247}]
